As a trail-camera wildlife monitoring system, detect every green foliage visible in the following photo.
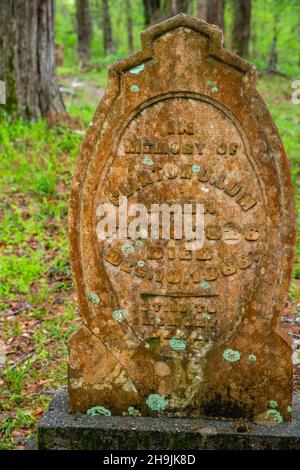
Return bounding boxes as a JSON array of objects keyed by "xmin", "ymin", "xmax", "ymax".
[
  {"xmin": 248, "ymin": 0, "xmax": 300, "ymax": 75},
  {"xmin": 0, "ymin": 100, "xmax": 83, "ymax": 448},
  {"xmin": 3, "ymin": 359, "xmax": 33, "ymax": 394},
  {"xmin": 55, "ymin": 0, "xmax": 300, "ymax": 76},
  {"xmin": 0, "ymin": 118, "xmax": 79, "ymax": 194},
  {"xmin": 0, "ymin": 410, "xmax": 36, "ymax": 450},
  {"xmin": 258, "ymin": 76, "xmax": 300, "ymax": 283},
  {"xmin": 55, "ymin": 0, "xmax": 144, "ymax": 69},
  {"xmin": 0, "ymin": 253, "xmax": 45, "ymax": 298},
  {"xmin": 0, "ymin": 118, "xmax": 81, "ymax": 307}
]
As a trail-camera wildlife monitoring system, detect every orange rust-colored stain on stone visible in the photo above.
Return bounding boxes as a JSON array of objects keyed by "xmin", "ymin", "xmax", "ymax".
[{"xmin": 68, "ymin": 14, "xmax": 296, "ymax": 421}]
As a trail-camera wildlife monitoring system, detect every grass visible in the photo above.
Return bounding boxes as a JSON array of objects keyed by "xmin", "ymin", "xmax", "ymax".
[
  {"xmin": 0, "ymin": 112, "xmax": 83, "ymax": 448},
  {"xmin": 258, "ymin": 76, "xmax": 300, "ymax": 281},
  {"xmin": 0, "ymin": 71, "xmax": 299, "ymax": 449}
]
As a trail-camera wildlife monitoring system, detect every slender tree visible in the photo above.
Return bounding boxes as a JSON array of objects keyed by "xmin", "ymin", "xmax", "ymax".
[
  {"xmin": 172, "ymin": 0, "xmax": 189, "ymax": 14},
  {"xmin": 0, "ymin": 0, "xmax": 66, "ymax": 121},
  {"xmin": 197, "ymin": 0, "xmax": 207, "ymax": 20},
  {"xmin": 142, "ymin": 0, "xmax": 162, "ymax": 25},
  {"xmin": 250, "ymin": 7, "xmax": 257, "ymax": 58},
  {"xmin": 102, "ymin": 0, "xmax": 115, "ymax": 55},
  {"xmin": 163, "ymin": 0, "xmax": 173, "ymax": 16},
  {"xmin": 125, "ymin": 0, "xmax": 134, "ymax": 53},
  {"xmin": 207, "ymin": 0, "xmax": 225, "ymax": 31},
  {"xmin": 76, "ymin": 0, "xmax": 92, "ymax": 64},
  {"xmin": 265, "ymin": 0, "xmax": 289, "ymax": 74},
  {"xmin": 143, "ymin": 0, "xmax": 151, "ymax": 25},
  {"xmin": 267, "ymin": 11, "xmax": 279, "ymax": 71},
  {"xmin": 297, "ymin": 15, "xmax": 300, "ymax": 67},
  {"xmin": 232, "ymin": 0, "xmax": 251, "ymax": 57}
]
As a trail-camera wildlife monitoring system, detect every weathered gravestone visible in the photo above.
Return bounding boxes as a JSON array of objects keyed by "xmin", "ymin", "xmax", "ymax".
[{"xmin": 67, "ymin": 14, "xmax": 295, "ymax": 423}]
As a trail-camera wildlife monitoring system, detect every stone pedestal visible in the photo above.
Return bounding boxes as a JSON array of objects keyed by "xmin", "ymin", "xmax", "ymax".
[{"xmin": 37, "ymin": 389, "xmax": 300, "ymax": 450}]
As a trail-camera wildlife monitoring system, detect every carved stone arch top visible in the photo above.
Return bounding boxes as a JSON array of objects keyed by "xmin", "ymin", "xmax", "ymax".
[{"xmin": 68, "ymin": 14, "xmax": 296, "ymax": 420}]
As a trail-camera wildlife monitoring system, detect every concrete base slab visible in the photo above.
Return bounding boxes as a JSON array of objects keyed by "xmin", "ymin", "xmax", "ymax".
[{"xmin": 37, "ymin": 389, "xmax": 300, "ymax": 450}]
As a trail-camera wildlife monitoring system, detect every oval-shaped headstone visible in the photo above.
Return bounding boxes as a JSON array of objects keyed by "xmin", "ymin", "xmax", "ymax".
[{"xmin": 68, "ymin": 14, "xmax": 295, "ymax": 421}]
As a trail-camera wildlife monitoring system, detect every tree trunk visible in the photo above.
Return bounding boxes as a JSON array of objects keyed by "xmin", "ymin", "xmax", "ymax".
[
  {"xmin": 232, "ymin": 0, "xmax": 251, "ymax": 57},
  {"xmin": 197, "ymin": 0, "xmax": 207, "ymax": 20},
  {"xmin": 163, "ymin": 0, "xmax": 173, "ymax": 17},
  {"xmin": 76, "ymin": 0, "xmax": 92, "ymax": 65},
  {"xmin": 0, "ymin": 0, "xmax": 66, "ymax": 121},
  {"xmin": 143, "ymin": 0, "xmax": 151, "ymax": 25},
  {"xmin": 102, "ymin": 0, "xmax": 115, "ymax": 55},
  {"xmin": 207, "ymin": 0, "xmax": 225, "ymax": 31},
  {"xmin": 125, "ymin": 0, "xmax": 134, "ymax": 53},
  {"xmin": 172, "ymin": 0, "xmax": 189, "ymax": 14},
  {"xmin": 142, "ymin": 0, "xmax": 162, "ymax": 25},
  {"xmin": 267, "ymin": 15, "xmax": 279, "ymax": 71},
  {"xmin": 250, "ymin": 11, "xmax": 257, "ymax": 58}
]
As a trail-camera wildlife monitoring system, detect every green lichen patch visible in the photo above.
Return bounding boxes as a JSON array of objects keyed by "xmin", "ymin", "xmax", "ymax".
[
  {"xmin": 146, "ymin": 394, "xmax": 168, "ymax": 411},
  {"xmin": 202, "ymin": 312, "xmax": 211, "ymax": 320},
  {"xmin": 130, "ymin": 85, "xmax": 139, "ymax": 92},
  {"xmin": 223, "ymin": 349, "xmax": 241, "ymax": 362},
  {"xmin": 200, "ymin": 281, "xmax": 210, "ymax": 289},
  {"xmin": 155, "ymin": 316, "xmax": 161, "ymax": 324},
  {"xmin": 87, "ymin": 406, "xmax": 111, "ymax": 416},
  {"xmin": 264, "ymin": 400, "xmax": 283, "ymax": 424},
  {"xmin": 137, "ymin": 260, "xmax": 145, "ymax": 267},
  {"xmin": 264, "ymin": 409, "xmax": 283, "ymax": 424},
  {"xmin": 143, "ymin": 156, "xmax": 153, "ymax": 166},
  {"xmin": 248, "ymin": 354, "xmax": 257, "ymax": 362},
  {"xmin": 129, "ymin": 63, "xmax": 145, "ymax": 75},
  {"xmin": 207, "ymin": 79, "xmax": 213, "ymax": 86},
  {"xmin": 122, "ymin": 406, "xmax": 141, "ymax": 416},
  {"xmin": 169, "ymin": 337, "xmax": 187, "ymax": 351},
  {"xmin": 287, "ymin": 405, "xmax": 292, "ymax": 413},
  {"xmin": 86, "ymin": 292, "xmax": 100, "ymax": 304},
  {"xmin": 135, "ymin": 240, "xmax": 143, "ymax": 248},
  {"xmin": 121, "ymin": 243, "xmax": 134, "ymax": 254},
  {"xmin": 192, "ymin": 164, "xmax": 200, "ymax": 173},
  {"xmin": 112, "ymin": 309, "xmax": 127, "ymax": 323},
  {"xmin": 211, "ymin": 86, "xmax": 218, "ymax": 93}
]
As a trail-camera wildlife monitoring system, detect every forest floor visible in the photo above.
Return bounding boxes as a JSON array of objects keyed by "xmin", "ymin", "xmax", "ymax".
[{"xmin": 0, "ymin": 72, "xmax": 300, "ymax": 449}]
